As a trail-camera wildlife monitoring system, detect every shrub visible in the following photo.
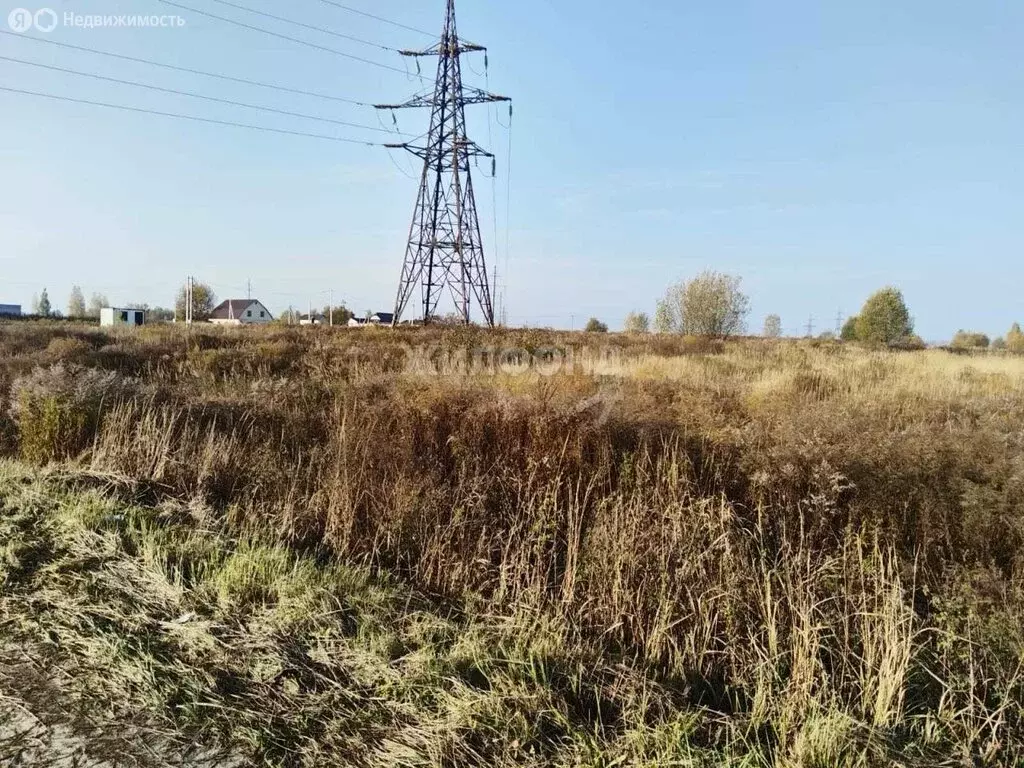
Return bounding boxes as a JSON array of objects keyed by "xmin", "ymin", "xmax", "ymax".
[
  {"xmin": 951, "ymin": 330, "xmax": 990, "ymax": 350},
  {"xmin": 623, "ymin": 312, "xmax": 649, "ymax": 334},
  {"xmin": 584, "ymin": 318, "xmax": 609, "ymax": 333},
  {"xmin": 890, "ymin": 334, "xmax": 927, "ymax": 351},
  {"xmin": 654, "ymin": 271, "xmax": 750, "ymax": 337},
  {"xmin": 10, "ymin": 364, "xmax": 142, "ymax": 463},
  {"xmin": 45, "ymin": 336, "xmax": 93, "ymax": 363}
]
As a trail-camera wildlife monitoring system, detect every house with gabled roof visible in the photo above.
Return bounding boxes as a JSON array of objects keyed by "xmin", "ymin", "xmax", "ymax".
[
  {"xmin": 209, "ymin": 299, "xmax": 273, "ymax": 326},
  {"xmin": 347, "ymin": 311, "xmax": 395, "ymax": 328}
]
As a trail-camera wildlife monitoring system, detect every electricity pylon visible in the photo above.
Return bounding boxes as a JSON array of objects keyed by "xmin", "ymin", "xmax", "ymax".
[{"xmin": 376, "ymin": 0, "xmax": 509, "ymax": 326}]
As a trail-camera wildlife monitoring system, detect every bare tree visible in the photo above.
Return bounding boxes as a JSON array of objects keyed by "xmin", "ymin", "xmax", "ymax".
[
  {"xmin": 1006, "ymin": 322, "xmax": 1024, "ymax": 354},
  {"xmin": 763, "ymin": 314, "xmax": 782, "ymax": 339},
  {"xmin": 67, "ymin": 285, "xmax": 86, "ymax": 317},
  {"xmin": 623, "ymin": 311, "xmax": 650, "ymax": 334},
  {"xmin": 87, "ymin": 293, "xmax": 109, "ymax": 319}
]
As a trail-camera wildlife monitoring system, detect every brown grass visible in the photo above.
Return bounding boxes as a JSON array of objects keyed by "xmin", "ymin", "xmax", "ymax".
[{"xmin": 1, "ymin": 322, "xmax": 1022, "ymax": 765}]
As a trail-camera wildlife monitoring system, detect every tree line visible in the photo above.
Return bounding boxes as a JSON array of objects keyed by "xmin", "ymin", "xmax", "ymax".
[
  {"xmin": 946, "ymin": 324, "xmax": 1024, "ymax": 352},
  {"xmin": 24, "ymin": 286, "xmax": 175, "ymax": 321},
  {"xmin": 18, "ymin": 277, "xmax": 1024, "ymax": 346},
  {"xmin": 583, "ymin": 271, "xmax": 1022, "ymax": 351}
]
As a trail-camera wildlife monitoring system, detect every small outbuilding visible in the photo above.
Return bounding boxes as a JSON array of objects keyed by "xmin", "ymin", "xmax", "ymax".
[{"xmin": 100, "ymin": 307, "xmax": 146, "ymax": 327}]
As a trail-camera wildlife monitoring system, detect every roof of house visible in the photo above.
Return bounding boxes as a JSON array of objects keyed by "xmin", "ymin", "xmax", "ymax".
[
  {"xmin": 371, "ymin": 312, "xmax": 395, "ymax": 324},
  {"xmin": 210, "ymin": 299, "xmax": 259, "ymax": 320}
]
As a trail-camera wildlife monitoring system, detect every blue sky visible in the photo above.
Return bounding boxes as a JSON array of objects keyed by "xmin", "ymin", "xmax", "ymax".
[{"xmin": 1, "ymin": 0, "xmax": 1021, "ymax": 338}]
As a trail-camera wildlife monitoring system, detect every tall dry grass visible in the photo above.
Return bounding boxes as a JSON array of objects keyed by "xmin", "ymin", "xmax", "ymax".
[{"xmin": 1, "ymin": 322, "xmax": 1022, "ymax": 764}]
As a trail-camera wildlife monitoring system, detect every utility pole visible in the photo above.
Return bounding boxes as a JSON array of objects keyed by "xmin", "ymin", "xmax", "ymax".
[
  {"xmin": 377, "ymin": 0, "xmax": 510, "ymax": 327},
  {"xmin": 185, "ymin": 275, "xmax": 194, "ymax": 326},
  {"xmin": 835, "ymin": 310, "xmax": 843, "ymax": 336},
  {"xmin": 247, "ymin": 278, "xmax": 251, "ymax": 301},
  {"xmin": 329, "ymin": 289, "xmax": 334, "ymax": 327}
]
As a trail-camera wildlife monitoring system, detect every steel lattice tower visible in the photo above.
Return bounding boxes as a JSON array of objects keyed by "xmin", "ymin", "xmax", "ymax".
[{"xmin": 376, "ymin": 0, "xmax": 509, "ymax": 326}]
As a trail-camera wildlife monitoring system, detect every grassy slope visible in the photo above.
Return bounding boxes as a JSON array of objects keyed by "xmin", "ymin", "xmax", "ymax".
[{"xmin": 0, "ymin": 463, "xmax": 738, "ymax": 768}]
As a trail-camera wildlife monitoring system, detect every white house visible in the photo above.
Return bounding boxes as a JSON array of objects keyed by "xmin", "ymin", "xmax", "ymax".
[
  {"xmin": 209, "ymin": 299, "xmax": 273, "ymax": 326},
  {"xmin": 100, "ymin": 307, "xmax": 146, "ymax": 327},
  {"xmin": 348, "ymin": 311, "xmax": 395, "ymax": 328}
]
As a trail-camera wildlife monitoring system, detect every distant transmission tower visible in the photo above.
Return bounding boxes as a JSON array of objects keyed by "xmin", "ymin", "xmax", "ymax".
[{"xmin": 377, "ymin": 0, "xmax": 510, "ymax": 326}]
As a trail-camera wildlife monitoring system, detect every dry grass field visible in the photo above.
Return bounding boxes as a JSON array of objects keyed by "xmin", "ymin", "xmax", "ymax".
[{"xmin": 1, "ymin": 322, "xmax": 1023, "ymax": 766}]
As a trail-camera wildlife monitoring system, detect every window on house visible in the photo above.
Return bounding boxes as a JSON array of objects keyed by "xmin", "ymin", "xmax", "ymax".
[
  {"xmin": 247, "ymin": 310, "xmax": 252, "ymax": 317},
  {"xmin": 260, "ymin": 311, "xmax": 265, "ymax": 318},
  {"xmin": 120, "ymin": 311, "xmax": 128, "ymax": 322}
]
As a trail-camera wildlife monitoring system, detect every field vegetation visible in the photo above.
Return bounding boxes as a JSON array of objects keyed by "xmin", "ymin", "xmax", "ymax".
[{"xmin": 1, "ymin": 322, "xmax": 1023, "ymax": 766}]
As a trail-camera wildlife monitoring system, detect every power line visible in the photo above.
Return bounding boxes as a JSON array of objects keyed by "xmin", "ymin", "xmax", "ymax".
[
  {"xmin": 206, "ymin": 0, "xmax": 398, "ymax": 52},
  {"xmin": 486, "ymin": 65, "xmax": 499, "ymax": 320},
  {"xmin": 0, "ymin": 55, "xmax": 408, "ymax": 135},
  {"xmin": 377, "ymin": 109, "xmax": 421, "ymax": 178},
  {"xmin": 504, "ymin": 104, "xmax": 513, "ymax": 319},
  {"xmin": 0, "ymin": 30, "xmax": 372, "ymax": 106},
  {"xmin": 384, "ymin": 145, "xmax": 417, "ymax": 180},
  {"xmin": 0, "ymin": 85, "xmax": 384, "ymax": 145},
  {"xmin": 156, "ymin": 0, "xmax": 428, "ymax": 81},
  {"xmin": 316, "ymin": 0, "xmax": 435, "ymax": 38}
]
